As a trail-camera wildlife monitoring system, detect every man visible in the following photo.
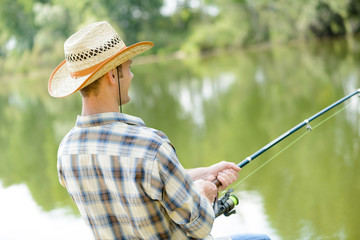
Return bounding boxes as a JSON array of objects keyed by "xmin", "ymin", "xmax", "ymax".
[{"xmin": 49, "ymin": 21, "xmax": 270, "ymax": 240}]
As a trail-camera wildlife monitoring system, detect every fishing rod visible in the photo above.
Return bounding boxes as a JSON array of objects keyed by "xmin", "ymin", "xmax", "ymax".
[{"xmin": 214, "ymin": 89, "xmax": 360, "ymax": 217}]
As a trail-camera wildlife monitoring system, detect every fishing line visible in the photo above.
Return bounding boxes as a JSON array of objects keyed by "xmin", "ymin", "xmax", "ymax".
[
  {"xmin": 214, "ymin": 91, "xmax": 359, "ymax": 216},
  {"xmin": 227, "ymin": 101, "xmax": 351, "ymax": 193}
]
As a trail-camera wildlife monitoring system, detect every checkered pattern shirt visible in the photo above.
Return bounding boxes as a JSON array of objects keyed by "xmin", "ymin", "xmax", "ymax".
[{"xmin": 57, "ymin": 112, "xmax": 215, "ymax": 239}]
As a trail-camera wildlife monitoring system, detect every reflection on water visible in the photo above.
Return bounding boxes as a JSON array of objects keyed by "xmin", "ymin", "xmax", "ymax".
[
  {"xmin": 0, "ymin": 182, "xmax": 92, "ymax": 240},
  {"xmin": 343, "ymin": 76, "xmax": 360, "ymax": 133},
  {"xmin": 170, "ymin": 72, "xmax": 236, "ymax": 127},
  {"xmin": 297, "ymin": 220, "xmax": 346, "ymax": 240},
  {"xmin": 211, "ymin": 191, "xmax": 281, "ymax": 239},
  {"xmin": 1, "ymin": 37, "xmax": 360, "ymax": 239}
]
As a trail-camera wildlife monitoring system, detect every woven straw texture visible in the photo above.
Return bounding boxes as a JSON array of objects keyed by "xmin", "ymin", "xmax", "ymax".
[{"xmin": 48, "ymin": 21, "xmax": 154, "ymax": 98}]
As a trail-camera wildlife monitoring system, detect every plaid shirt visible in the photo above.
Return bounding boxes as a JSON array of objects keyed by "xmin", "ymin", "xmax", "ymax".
[{"xmin": 57, "ymin": 112, "xmax": 215, "ymax": 239}]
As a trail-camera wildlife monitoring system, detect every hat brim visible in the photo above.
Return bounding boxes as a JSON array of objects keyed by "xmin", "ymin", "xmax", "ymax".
[{"xmin": 48, "ymin": 41, "xmax": 154, "ymax": 98}]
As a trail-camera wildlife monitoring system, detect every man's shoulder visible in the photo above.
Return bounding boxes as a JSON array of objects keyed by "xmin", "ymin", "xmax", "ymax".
[
  {"xmin": 122, "ymin": 124, "xmax": 177, "ymax": 157},
  {"xmin": 131, "ymin": 124, "xmax": 172, "ymax": 147},
  {"xmin": 58, "ymin": 119, "xmax": 176, "ymax": 158}
]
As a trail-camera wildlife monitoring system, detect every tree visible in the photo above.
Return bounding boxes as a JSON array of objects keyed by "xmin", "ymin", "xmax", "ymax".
[{"xmin": 0, "ymin": 0, "xmax": 40, "ymax": 50}]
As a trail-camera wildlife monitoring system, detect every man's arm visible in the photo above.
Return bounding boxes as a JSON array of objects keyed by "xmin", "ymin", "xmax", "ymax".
[
  {"xmin": 187, "ymin": 161, "xmax": 241, "ymax": 191},
  {"xmin": 152, "ymin": 142, "xmax": 216, "ymax": 239}
]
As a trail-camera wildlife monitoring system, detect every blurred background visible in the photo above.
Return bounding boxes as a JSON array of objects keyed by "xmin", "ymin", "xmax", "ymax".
[{"xmin": 0, "ymin": 0, "xmax": 360, "ymax": 239}]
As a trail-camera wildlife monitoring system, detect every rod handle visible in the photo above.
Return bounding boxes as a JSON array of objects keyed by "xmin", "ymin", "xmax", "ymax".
[
  {"xmin": 212, "ymin": 178, "xmax": 222, "ymax": 188},
  {"xmin": 212, "ymin": 158, "xmax": 250, "ymax": 188}
]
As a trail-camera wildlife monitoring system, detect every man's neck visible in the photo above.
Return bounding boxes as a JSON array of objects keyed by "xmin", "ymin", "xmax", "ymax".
[{"xmin": 81, "ymin": 96, "xmax": 119, "ymax": 116}]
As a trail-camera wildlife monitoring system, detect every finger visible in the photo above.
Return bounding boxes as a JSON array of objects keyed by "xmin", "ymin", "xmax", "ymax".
[
  {"xmin": 221, "ymin": 169, "xmax": 238, "ymax": 182},
  {"xmin": 220, "ymin": 162, "xmax": 241, "ymax": 172},
  {"xmin": 217, "ymin": 172, "xmax": 232, "ymax": 187},
  {"xmin": 217, "ymin": 170, "xmax": 238, "ymax": 188},
  {"xmin": 217, "ymin": 175, "xmax": 230, "ymax": 191},
  {"xmin": 229, "ymin": 163, "xmax": 241, "ymax": 172},
  {"xmin": 227, "ymin": 169, "xmax": 239, "ymax": 181}
]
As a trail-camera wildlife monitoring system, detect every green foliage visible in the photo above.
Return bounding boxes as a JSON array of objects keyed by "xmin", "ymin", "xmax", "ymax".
[
  {"xmin": 0, "ymin": 0, "xmax": 39, "ymax": 50},
  {"xmin": 101, "ymin": 0, "xmax": 164, "ymax": 43},
  {"xmin": 182, "ymin": 2, "xmax": 249, "ymax": 54},
  {"xmin": 32, "ymin": 2, "xmax": 72, "ymax": 47},
  {"xmin": 1, "ymin": 0, "xmax": 360, "ymax": 57}
]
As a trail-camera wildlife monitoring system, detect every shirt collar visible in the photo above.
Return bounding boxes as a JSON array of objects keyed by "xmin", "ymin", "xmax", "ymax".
[{"xmin": 76, "ymin": 112, "xmax": 146, "ymax": 128}]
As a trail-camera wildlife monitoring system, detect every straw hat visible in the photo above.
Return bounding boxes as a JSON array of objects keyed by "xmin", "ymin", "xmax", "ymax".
[{"xmin": 48, "ymin": 21, "xmax": 154, "ymax": 98}]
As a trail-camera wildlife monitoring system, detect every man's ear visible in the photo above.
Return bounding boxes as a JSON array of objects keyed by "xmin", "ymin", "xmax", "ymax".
[{"xmin": 107, "ymin": 69, "xmax": 117, "ymax": 85}]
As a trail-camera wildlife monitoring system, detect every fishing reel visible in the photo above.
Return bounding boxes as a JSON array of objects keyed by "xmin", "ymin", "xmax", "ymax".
[{"xmin": 213, "ymin": 189, "xmax": 239, "ymax": 218}]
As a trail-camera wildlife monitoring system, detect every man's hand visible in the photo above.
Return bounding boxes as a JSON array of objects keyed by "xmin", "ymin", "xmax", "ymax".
[
  {"xmin": 187, "ymin": 161, "xmax": 241, "ymax": 191},
  {"xmin": 207, "ymin": 161, "xmax": 241, "ymax": 191},
  {"xmin": 194, "ymin": 179, "xmax": 218, "ymax": 203}
]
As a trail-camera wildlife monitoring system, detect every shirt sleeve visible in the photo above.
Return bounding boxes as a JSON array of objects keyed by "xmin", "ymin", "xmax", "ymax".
[
  {"xmin": 57, "ymin": 158, "xmax": 66, "ymax": 187},
  {"xmin": 150, "ymin": 141, "xmax": 215, "ymax": 239}
]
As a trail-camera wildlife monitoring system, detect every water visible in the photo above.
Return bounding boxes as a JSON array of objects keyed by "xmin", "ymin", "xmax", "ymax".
[{"xmin": 1, "ymin": 37, "xmax": 360, "ymax": 239}]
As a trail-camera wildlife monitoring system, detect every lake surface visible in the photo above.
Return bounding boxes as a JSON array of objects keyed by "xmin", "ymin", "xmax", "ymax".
[{"xmin": 1, "ymin": 37, "xmax": 359, "ymax": 240}]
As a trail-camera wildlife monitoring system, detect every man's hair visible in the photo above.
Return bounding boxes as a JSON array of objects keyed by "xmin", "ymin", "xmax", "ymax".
[
  {"xmin": 79, "ymin": 76, "xmax": 103, "ymax": 97},
  {"xmin": 79, "ymin": 64, "xmax": 123, "ymax": 98}
]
